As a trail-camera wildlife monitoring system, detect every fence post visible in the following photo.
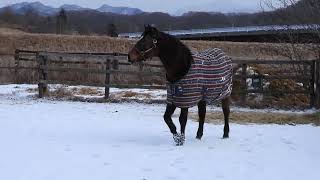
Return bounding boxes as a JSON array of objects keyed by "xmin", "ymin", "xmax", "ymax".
[
  {"xmin": 112, "ymin": 59, "xmax": 119, "ymax": 70},
  {"xmin": 241, "ymin": 63, "xmax": 247, "ymax": 105},
  {"xmin": 315, "ymin": 60, "xmax": 320, "ymax": 109},
  {"xmin": 14, "ymin": 49, "xmax": 20, "ymax": 83},
  {"xmin": 310, "ymin": 60, "xmax": 316, "ymax": 108},
  {"xmin": 38, "ymin": 55, "xmax": 48, "ymax": 98},
  {"xmin": 105, "ymin": 59, "xmax": 111, "ymax": 99}
]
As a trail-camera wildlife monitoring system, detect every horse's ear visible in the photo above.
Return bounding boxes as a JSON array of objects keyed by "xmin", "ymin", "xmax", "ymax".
[
  {"xmin": 144, "ymin": 24, "xmax": 152, "ymax": 32},
  {"xmin": 150, "ymin": 27, "xmax": 159, "ymax": 38}
]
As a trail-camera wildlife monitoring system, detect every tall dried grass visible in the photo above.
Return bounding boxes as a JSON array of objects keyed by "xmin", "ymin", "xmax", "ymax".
[{"xmin": 1, "ymin": 28, "xmax": 317, "ymax": 59}]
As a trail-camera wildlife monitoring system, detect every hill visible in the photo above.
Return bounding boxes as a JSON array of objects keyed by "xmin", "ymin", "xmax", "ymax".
[
  {"xmin": 0, "ymin": 0, "xmax": 318, "ymax": 35},
  {"xmin": 0, "ymin": 1, "xmax": 144, "ymax": 16}
]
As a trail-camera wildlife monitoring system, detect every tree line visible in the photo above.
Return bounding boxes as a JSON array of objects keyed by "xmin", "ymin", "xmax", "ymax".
[{"xmin": 0, "ymin": 0, "xmax": 318, "ymax": 35}]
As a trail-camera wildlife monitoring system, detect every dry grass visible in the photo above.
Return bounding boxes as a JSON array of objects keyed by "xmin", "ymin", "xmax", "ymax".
[
  {"xmin": 189, "ymin": 111, "xmax": 320, "ymax": 126},
  {"xmin": 78, "ymin": 87, "xmax": 101, "ymax": 96},
  {"xmin": 26, "ymin": 87, "xmax": 37, "ymax": 93},
  {"xmin": 121, "ymin": 91, "xmax": 140, "ymax": 98},
  {"xmin": 0, "ymin": 27, "xmax": 317, "ymax": 60},
  {"xmin": 109, "ymin": 91, "xmax": 152, "ymax": 99},
  {"xmin": 49, "ymin": 86, "xmax": 74, "ymax": 98},
  {"xmin": 0, "ymin": 28, "xmax": 26, "ymax": 35}
]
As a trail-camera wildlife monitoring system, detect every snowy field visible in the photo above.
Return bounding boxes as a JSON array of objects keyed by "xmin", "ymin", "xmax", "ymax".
[{"xmin": 0, "ymin": 84, "xmax": 320, "ymax": 180}]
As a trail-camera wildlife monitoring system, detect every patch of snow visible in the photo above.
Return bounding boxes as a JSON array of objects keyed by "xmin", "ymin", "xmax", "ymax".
[{"xmin": 0, "ymin": 97, "xmax": 319, "ymax": 180}]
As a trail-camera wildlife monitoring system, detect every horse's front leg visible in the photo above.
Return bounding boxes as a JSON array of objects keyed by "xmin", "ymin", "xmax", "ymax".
[
  {"xmin": 178, "ymin": 108, "xmax": 188, "ymax": 145},
  {"xmin": 163, "ymin": 104, "xmax": 179, "ymax": 144}
]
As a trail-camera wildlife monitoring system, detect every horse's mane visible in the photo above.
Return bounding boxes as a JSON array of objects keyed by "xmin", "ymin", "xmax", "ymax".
[{"xmin": 157, "ymin": 31, "xmax": 193, "ymax": 83}]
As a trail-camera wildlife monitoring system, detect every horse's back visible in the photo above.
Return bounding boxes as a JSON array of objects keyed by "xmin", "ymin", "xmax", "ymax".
[
  {"xmin": 167, "ymin": 48, "xmax": 233, "ymax": 108},
  {"xmin": 192, "ymin": 48, "xmax": 232, "ymax": 64}
]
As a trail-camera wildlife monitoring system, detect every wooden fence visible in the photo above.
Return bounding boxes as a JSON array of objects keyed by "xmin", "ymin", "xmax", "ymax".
[{"xmin": 1, "ymin": 49, "xmax": 319, "ymax": 108}]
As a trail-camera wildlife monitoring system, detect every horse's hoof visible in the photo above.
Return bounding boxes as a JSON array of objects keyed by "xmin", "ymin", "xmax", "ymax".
[
  {"xmin": 173, "ymin": 133, "xmax": 185, "ymax": 146},
  {"xmin": 196, "ymin": 132, "xmax": 203, "ymax": 140},
  {"xmin": 176, "ymin": 142, "xmax": 183, "ymax": 146},
  {"xmin": 180, "ymin": 133, "xmax": 185, "ymax": 144},
  {"xmin": 223, "ymin": 134, "xmax": 229, "ymax": 138},
  {"xmin": 173, "ymin": 133, "xmax": 180, "ymax": 142}
]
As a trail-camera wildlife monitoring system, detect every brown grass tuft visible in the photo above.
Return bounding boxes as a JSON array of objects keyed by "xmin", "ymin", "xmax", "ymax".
[
  {"xmin": 78, "ymin": 87, "xmax": 100, "ymax": 95},
  {"xmin": 189, "ymin": 111, "xmax": 320, "ymax": 126},
  {"xmin": 49, "ymin": 86, "xmax": 73, "ymax": 98}
]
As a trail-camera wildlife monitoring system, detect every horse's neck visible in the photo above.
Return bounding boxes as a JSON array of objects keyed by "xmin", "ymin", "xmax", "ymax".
[{"xmin": 158, "ymin": 35, "xmax": 192, "ymax": 83}]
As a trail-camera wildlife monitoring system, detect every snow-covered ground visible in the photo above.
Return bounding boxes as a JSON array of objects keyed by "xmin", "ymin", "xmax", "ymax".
[{"xmin": 0, "ymin": 84, "xmax": 320, "ymax": 180}]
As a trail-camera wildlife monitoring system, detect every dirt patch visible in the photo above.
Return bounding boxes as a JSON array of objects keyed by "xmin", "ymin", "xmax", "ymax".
[{"xmin": 189, "ymin": 111, "xmax": 320, "ymax": 126}]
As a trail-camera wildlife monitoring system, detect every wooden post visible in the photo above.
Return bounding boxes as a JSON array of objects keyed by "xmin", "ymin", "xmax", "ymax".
[
  {"xmin": 310, "ymin": 60, "xmax": 316, "ymax": 108},
  {"xmin": 315, "ymin": 60, "xmax": 320, "ymax": 109},
  {"xmin": 138, "ymin": 62, "xmax": 144, "ymax": 83},
  {"xmin": 241, "ymin": 63, "xmax": 247, "ymax": 105},
  {"xmin": 14, "ymin": 49, "xmax": 20, "ymax": 83},
  {"xmin": 105, "ymin": 59, "xmax": 111, "ymax": 99},
  {"xmin": 112, "ymin": 59, "xmax": 119, "ymax": 70},
  {"xmin": 38, "ymin": 55, "xmax": 48, "ymax": 98}
]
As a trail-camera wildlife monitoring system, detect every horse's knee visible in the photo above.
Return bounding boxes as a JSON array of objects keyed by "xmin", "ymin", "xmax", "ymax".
[{"xmin": 163, "ymin": 114, "xmax": 170, "ymax": 123}]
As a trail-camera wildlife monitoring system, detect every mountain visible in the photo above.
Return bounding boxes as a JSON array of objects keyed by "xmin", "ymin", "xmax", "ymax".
[
  {"xmin": 60, "ymin": 4, "xmax": 89, "ymax": 12},
  {"xmin": 0, "ymin": 1, "xmax": 144, "ymax": 16},
  {"xmin": 97, "ymin": 4, "xmax": 143, "ymax": 15},
  {"xmin": 4, "ymin": 1, "xmax": 58, "ymax": 16}
]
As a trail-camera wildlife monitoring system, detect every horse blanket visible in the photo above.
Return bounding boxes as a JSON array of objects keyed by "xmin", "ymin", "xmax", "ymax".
[{"xmin": 167, "ymin": 48, "xmax": 233, "ymax": 108}]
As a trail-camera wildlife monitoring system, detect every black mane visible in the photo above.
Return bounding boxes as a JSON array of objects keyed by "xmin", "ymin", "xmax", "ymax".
[{"xmin": 156, "ymin": 31, "xmax": 193, "ymax": 83}]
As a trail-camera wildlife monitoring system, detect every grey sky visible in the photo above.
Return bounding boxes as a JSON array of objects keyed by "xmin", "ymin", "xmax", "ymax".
[{"xmin": 0, "ymin": 0, "xmax": 273, "ymax": 15}]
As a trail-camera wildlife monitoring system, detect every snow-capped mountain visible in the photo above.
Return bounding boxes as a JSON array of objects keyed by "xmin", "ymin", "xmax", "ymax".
[
  {"xmin": 0, "ymin": 2, "xmax": 144, "ymax": 16},
  {"xmin": 60, "ymin": 4, "xmax": 89, "ymax": 12},
  {"xmin": 97, "ymin": 4, "xmax": 143, "ymax": 15},
  {"xmin": 4, "ymin": 1, "xmax": 58, "ymax": 16}
]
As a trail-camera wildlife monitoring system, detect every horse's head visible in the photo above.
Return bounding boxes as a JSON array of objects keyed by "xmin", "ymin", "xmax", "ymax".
[{"xmin": 128, "ymin": 25, "xmax": 159, "ymax": 63}]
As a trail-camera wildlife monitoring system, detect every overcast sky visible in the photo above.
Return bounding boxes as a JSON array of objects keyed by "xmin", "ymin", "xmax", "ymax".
[{"xmin": 0, "ymin": 0, "xmax": 278, "ymax": 15}]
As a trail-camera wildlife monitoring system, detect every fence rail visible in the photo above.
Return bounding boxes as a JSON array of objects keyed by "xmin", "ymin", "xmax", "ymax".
[{"xmin": 0, "ymin": 49, "xmax": 319, "ymax": 108}]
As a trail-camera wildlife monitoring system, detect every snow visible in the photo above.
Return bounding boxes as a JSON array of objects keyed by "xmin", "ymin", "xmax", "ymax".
[
  {"xmin": 0, "ymin": 84, "xmax": 320, "ymax": 180},
  {"xmin": 0, "ymin": 84, "xmax": 316, "ymax": 114}
]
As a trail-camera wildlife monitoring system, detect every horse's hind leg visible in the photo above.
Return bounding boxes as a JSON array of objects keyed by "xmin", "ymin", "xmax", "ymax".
[
  {"xmin": 196, "ymin": 100, "xmax": 206, "ymax": 140},
  {"xmin": 222, "ymin": 97, "xmax": 230, "ymax": 138}
]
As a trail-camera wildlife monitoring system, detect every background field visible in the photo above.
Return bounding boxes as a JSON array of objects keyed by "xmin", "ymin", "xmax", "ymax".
[{"xmin": 0, "ymin": 28, "xmax": 318, "ymax": 109}]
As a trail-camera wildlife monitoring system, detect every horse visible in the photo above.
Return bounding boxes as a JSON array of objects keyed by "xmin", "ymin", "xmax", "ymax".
[{"xmin": 128, "ymin": 25, "xmax": 233, "ymax": 146}]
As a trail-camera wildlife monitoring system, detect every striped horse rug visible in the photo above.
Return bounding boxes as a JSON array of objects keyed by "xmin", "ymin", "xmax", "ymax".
[{"xmin": 167, "ymin": 48, "xmax": 233, "ymax": 108}]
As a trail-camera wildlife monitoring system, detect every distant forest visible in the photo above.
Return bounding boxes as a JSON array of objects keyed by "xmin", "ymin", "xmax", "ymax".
[{"xmin": 0, "ymin": 0, "xmax": 319, "ymax": 35}]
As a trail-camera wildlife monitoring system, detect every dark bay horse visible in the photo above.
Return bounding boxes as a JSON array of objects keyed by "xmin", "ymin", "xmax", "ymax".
[{"xmin": 128, "ymin": 25, "xmax": 233, "ymax": 146}]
